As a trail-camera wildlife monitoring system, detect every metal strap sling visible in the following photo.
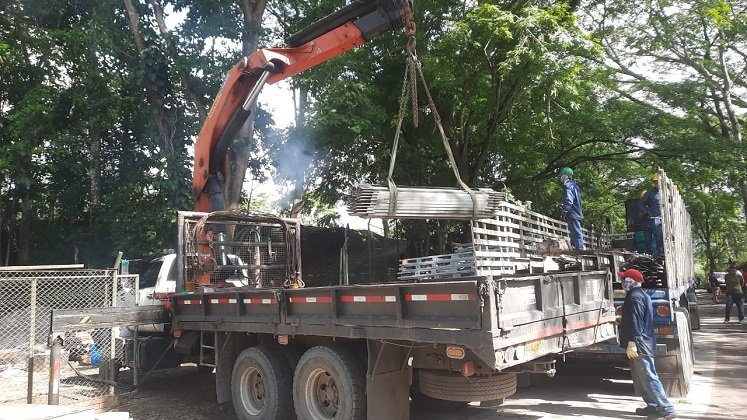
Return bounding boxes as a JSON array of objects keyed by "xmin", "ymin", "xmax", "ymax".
[{"xmin": 386, "ymin": 6, "xmax": 479, "ymax": 218}]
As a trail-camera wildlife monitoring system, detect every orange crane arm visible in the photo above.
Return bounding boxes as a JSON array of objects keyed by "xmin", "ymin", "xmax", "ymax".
[{"xmin": 192, "ymin": 0, "xmax": 411, "ymax": 212}]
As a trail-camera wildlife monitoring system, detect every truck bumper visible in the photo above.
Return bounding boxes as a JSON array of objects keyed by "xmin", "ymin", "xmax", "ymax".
[{"xmin": 574, "ymin": 339, "xmax": 667, "ymax": 356}]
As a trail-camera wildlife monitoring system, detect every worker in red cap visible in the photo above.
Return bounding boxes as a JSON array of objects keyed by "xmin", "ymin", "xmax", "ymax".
[{"xmin": 618, "ymin": 268, "xmax": 676, "ymax": 419}]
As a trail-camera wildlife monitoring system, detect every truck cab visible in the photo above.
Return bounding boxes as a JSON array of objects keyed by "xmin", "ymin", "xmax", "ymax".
[
  {"xmin": 136, "ymin": 254, "xmax": 178, "ymax": 307},
  {"xmin": 135, "ymin": 253, "xmax": 250, "ymax": 307}
]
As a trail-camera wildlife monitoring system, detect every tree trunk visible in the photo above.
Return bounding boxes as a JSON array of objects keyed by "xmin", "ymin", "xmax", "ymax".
[
  {"xmin": 287, "ymin": 84, "xmax": 311, "ymax": 218},
  {"xmin": 295, "ymin": 84, "xmax": 308, "ymax": 128},
  {"xmin": 122, "ymin": 0, "xmax": 180, "ymax": 197},
  {"xmin": 223, "ymin": 1, "xmax": 268, "ymax": 212},
  {"xmin": 716, "ymin": 29, "xmax": 746, "ymax": 221},
  {"xmin": 89, "ymin": 128, "xmax": 101, "ymax": 225},
  {"xmin": 3, "ymin": 198, "xmax": 15, "ymax": 266},
  {"xmin": 17, "ymin": 192, "xmax": 31, "ymax": 265},
  {"xmin": 148, "ymin": 0, "xmax": 208, "ymax": 123}
]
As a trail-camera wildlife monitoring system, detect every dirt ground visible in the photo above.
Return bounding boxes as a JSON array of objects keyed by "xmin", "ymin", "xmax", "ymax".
[
  {"xmin": 114, "ymin": 367, "xmax": 226, "ymax": 420},
  {"xmin": 113, "ymin": 289, "xmax": 746, "ymax": 419}
]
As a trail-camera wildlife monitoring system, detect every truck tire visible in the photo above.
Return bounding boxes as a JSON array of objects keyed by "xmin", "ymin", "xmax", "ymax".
[
  {"xmin": 655, "ymin": 309, "xmax": 693, "ymax": 398},
  {"xmin": 410, "ymin": 382, "xmax": 468, "ymax": 411},
  {"xmin": 418, "ymin": 369, "xmax": 517, "ymax": 402},
  {"xmin": 293, "ymin": 345, "xmax": 366, "ymax": 420},
  {"xmin": 684, "ymin": 289, "xmax": 701, "ymax": 330},
  {"xmin": 687, "ymin": 303, "xmax": 701, "ymax": 331},
  {"xmin": 231, "ymin": 346, "xmax": 294, "ymax": 420}
]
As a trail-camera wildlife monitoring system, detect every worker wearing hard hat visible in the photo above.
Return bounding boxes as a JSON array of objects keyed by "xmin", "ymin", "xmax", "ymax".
[
  {"xmin": 558, "ymin": 167, "xmax": 585, "ymax": 250},
  {"xmin": 638, "ymin": 173, "xmax": 664, "ymax": 255}
]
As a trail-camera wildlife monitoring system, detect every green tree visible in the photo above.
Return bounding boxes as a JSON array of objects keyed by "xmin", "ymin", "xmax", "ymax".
[{"xmin": 582, "ymin": 0, "xmax": 747, "ymax": 268}]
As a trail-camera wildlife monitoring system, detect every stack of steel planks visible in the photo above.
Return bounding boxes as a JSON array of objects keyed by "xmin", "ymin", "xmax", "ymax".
[
  {"xmin": 347, "ymin": 184, "xmax": 505, "ymax": 219},
  {"xmin": 397, "ymin": 252, "xmax": 477, "ymax": 281}
]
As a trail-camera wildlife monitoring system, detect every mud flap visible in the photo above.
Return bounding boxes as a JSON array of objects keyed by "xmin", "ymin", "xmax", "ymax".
[
  {"xmin": 366, "ymin": 340, "xmax": 412, "ymax": 420},
  {"xmin": 174, "ymin": 331, "xmax": 199, "ymax": 354},
  {"xmin": 214, "ymin": 332, "xmax": 234, "ymax": 405}
]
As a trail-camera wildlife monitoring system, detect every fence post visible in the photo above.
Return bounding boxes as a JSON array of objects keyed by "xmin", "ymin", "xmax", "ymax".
[
  {"xmin": 110, "ymin": 253, "xmax": 124, "ymax": 398},
  {"xmin": 110, "ymin": 270, "xmax": 117, "ymax": 396},
  {"xmin": 48, "ymin": 337, "xmax": 62, "ymax": 405},
  {"xmin": 27, "ymin": 277, "xmax": 37, "ymax": 404},
  {"xmin": 133, "ymin": 326, "xmax": 139, "ymax": 387}
]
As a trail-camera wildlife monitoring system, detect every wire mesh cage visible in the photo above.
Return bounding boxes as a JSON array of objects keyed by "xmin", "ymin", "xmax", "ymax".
[
  {"xmin": 0, "ymin": 268, "xmax": 136, "ymax": 405},
  {"xmin": 179, "ymin": 211, "xmax": 302, "ymax": 289}
]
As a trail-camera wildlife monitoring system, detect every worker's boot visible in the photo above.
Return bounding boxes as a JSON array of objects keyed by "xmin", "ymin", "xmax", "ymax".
[
  {"xmin": 635, "ymin": 406, "xmax": 657, "ymax": 416},
  {"xmin": 647, "ymin": 411, "xmax": 676, "ymax": 420}
]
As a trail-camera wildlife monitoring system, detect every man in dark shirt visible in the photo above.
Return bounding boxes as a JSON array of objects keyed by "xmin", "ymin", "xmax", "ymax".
[
  {"xmin": 723, "ymin": 265, "xmax": 744, "ymax": 323},
  {"xmin": 638, "ymin": 173, "xmax": 664, "ymax": 255},
  {"xmin": 559, "ymin": 167, "xmax": 585, "ymax": 250},
  {"xmin": 618, "ymin": 268, "xmax": 676, "ymax": 419}
]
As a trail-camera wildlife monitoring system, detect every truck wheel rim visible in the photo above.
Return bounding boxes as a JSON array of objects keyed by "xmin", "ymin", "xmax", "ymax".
[
  {"xmin": 240, "ymin": 366, "xmax": 265, "ymax": 415},
  {"xmin": 305, "ymin": 368, "xmax": 339, "ymax": 419}
]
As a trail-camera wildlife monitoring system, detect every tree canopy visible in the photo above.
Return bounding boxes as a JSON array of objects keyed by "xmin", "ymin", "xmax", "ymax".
[{"xmin": 0, "ymin": 0, "xmax": 744, "ymax": 272}]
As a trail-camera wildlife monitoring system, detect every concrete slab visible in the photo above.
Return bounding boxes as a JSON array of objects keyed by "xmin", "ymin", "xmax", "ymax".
[
  {"xmin": 0, "ymin": 404, "xmax": 95, "ymax": 420},
  {"xmin": 95, "ymin": 412, "xmax": 132, "ymax": 420}
]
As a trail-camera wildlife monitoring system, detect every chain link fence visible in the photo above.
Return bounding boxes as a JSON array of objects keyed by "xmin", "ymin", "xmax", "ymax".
[{"xmin": 0, "ymin": 268, "xmax": 137, "ymax": 406}]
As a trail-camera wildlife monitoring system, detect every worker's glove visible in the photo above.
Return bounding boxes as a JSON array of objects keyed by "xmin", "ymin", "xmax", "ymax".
[{"xmin": 626, "ymin": 341, "xmax": 639, "ymax": 359}]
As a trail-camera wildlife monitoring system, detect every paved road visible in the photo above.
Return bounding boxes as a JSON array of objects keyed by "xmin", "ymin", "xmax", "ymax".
[
  {"xmin": 412, "ymin": 290, "xmax": 744, "ymax": 420},
  {"xmin": 118, "ymin": 290, "xmax": 744, "ymax": 419}
]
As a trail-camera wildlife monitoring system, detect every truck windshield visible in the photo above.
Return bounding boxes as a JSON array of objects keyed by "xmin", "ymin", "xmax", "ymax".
[{"xmin": 140, "ymin": 260, "xmax": 163, "ymax": 288}]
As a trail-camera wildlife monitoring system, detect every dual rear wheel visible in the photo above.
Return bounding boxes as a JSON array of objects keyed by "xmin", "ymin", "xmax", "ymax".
[
  {"xmin": 231, "ymin": 344, "xmax": 511, "ymax": 419},
  {"xmin": 231, "ymin": 345, "xmax": 365, "ymax": 420}
]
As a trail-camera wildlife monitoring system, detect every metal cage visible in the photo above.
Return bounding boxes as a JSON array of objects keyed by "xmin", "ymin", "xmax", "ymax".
[{"xmin": 177, "ymin": 211, "xmax": 301, "ymax": 290}]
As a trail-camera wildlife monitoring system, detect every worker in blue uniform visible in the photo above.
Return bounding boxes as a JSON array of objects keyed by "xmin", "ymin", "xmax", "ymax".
[
  {"xmin": 559, "ymin": 167, "xmax": 584, "ymax": 250},
  {"xmin": 639, "ymin": 173, "xmax": 664, "ymax": 254},
  {"xmin": 618, "ymin": 268, "xmax": 676, "ymax": 419}
]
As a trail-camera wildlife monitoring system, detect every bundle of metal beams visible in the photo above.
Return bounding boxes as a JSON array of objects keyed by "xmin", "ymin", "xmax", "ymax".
[{"xmin": 347, "ymin": 184, "xmax": 505, "ymax": 219}]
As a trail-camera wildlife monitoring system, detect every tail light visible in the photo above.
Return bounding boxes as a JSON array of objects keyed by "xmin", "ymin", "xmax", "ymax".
[
  {"xmin": 446, "ymin": 346, "xmax": 465, "ymax": 359},
  {"xmin": 615, "ymin": 306, "xmax": 624, "ymax": 316},
  {"xmin": 655, "ymin": 304, "xmax": 670, "ymax": 317}
]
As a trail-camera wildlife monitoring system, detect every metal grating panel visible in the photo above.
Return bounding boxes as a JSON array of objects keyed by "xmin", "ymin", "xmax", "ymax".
[{"xmin": 396, "ymin": 200, "xmax": 611, "ymax": 281}]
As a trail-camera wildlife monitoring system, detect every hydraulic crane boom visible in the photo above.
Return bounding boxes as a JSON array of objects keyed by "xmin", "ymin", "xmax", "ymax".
[{"xmin": 192, "ymin": 0, "xmax": 411, "ymax": 212}]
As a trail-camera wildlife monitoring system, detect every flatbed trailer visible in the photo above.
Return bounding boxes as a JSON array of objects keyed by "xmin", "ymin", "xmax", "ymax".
[
  {"xmin": 173, "ymin": 270, "xmax": 616, "ymax": 364},
  {"xmin": 153, "ymin": 209, "xmax": 619, "ymax": 419},
  {"xmin": 171, "ymin": 271, "xmax": 615, "ymax": 419}
]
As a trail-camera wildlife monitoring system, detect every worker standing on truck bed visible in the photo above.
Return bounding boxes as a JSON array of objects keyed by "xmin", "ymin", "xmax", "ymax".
[
  {"xmin": 559, "ymin": 167, "xmax": 585, "ymax": 250},
  {"xmin": 618, "ymin": 268, "xmax": 676, "ymax": 420},
  {"xmin": 639, "ymin": 173, "xmax": 664, "ymax": 255}
]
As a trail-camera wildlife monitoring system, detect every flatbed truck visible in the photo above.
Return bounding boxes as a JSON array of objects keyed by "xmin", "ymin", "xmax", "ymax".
[
  {"xmin": 46, "ymin": 2, "xmax": 630, "ymax": 418},
  {"xmin": 168, "ymin": 210, "xmax": 618, "ymax": 419}
]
